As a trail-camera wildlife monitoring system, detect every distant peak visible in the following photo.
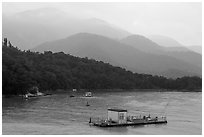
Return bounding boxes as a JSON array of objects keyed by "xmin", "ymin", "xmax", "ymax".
[
  {"xmin": 70, "ymin": 32, "xmax": 100, "ymax": 37},
  {"xmin": 147, "ymin": 35, "xmax": 185, "ymax": 47},
  {"xmin": 66, "ymin": 32, "xmax": 112, "ymax": 40},
  {"xmin": 14, "ymin": 7, "xmax": 66, "ymax": 19},
  {"xmin": 125, "ymin": 34, "xmax": 147, "ymax": 39},
  {"xmin": 124, "ymin": 34, "xmax": 159, "ymax": 44},
  {"xmin": 86, "ymin": 17, "xmax": 109, "ymax": 24}
]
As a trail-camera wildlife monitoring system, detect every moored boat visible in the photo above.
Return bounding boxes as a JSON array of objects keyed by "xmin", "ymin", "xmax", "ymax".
[{"xmin": 85, "ymin": 92, "xmax": 92, "ymax": 97}]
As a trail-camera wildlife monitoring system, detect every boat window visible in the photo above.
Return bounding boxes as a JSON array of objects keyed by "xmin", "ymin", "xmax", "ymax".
[{"xmin": 119, "ymin": 113, "xmax": 125, "ymax": 120}]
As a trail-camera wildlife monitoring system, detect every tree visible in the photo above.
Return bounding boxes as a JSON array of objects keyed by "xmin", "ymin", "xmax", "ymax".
[{"xmin": 3, "ymin": 38, "xmax": 7, "ymax": 46}]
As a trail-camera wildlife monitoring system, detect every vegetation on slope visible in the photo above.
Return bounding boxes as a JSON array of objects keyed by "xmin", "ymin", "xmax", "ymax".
[{"xmin": 2, "ymin": 38, "xmax": 202, "ymax": 95}]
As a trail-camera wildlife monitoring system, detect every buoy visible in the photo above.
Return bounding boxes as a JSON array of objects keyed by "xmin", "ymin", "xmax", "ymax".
[{"xmin": 86, "ymin": 102, "xmax": 90, "ymax": 106}]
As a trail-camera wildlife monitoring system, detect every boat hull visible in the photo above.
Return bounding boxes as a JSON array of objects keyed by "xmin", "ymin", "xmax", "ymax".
[{"xmin": 92, "ymin": 120, "xmax": 167, "ymax": 127}]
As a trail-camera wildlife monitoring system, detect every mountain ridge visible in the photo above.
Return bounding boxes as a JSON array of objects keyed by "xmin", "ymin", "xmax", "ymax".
[
  {"xmin": 122, "ymin": 34, "xmax": 202, "ymax": 68},
  {"xmin": 33, "ymin": 33, "xmax": 201, "ymax": 78}
]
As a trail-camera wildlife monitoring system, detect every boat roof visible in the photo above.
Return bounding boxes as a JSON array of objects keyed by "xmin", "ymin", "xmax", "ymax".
[{"xmin": 108, "ymin": 108, "xmax": 127, "ymax": 112}]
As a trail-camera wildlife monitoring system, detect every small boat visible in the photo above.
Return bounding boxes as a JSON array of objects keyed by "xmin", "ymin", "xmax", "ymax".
[
  {"xmin": 23, "ymin": 93, "xmax": 37, "ymax": 98},
  {"xmin": 85, "ymin": 92, "xmax": 92, "ymax": 97},
  {"xmin": 23, "ymin": 94, "xmax": 29, "ymax": 99},
  {"xmin": 89, "ymin": 108, "xmax": 167, "ymax": 127},
  {"xmin": 72, "ymin": 89, "xmax": 77, "ymax": 92},
  {"xmin": 23, "ymin": 87, "xmax": 45, "ymax": 99},
  {"xmin": 70, "ymin": 95, "xmax": 75, "ymax": 97}
]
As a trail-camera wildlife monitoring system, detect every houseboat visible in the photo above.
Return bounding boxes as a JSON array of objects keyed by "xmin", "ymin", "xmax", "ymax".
[{"xmin": 89, "ymin": 108, "xmax": 167, "ymax": 127}]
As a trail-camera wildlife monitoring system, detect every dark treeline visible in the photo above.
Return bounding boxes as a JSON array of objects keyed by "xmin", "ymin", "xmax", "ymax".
[{"xmin": 2, "ymin": 38, "xmax": 202, "ymax": 95}]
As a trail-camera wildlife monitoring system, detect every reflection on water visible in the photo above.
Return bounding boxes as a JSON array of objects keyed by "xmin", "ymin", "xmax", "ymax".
[{"xmin": 2, "ymin": 91, "xmax": 202, "ymax": 135}]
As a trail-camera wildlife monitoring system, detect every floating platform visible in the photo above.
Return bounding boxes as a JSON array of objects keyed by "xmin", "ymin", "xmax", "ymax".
[{"xmin": 89, "ymin": 108, "xmax": 167, "ymax": 127}]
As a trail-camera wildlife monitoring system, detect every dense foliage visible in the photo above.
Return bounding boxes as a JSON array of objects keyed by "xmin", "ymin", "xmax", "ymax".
[{"xmin": 2, "ymin": 38, "xmax": 202, "ymax": 95}]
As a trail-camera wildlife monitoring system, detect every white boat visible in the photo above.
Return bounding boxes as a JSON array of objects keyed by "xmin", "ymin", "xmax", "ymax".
[
  {"xmin": 85, "ymin": 92, "xmax": 92, "ymax": 97},
  {"xmin": 72, "ymin": 89, "xmax": 77, "ymax": 92}
]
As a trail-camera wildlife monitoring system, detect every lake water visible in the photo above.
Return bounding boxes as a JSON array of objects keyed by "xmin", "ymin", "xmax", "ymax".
[{"xmin": 2, "ymin": 91, "xmax": 202, "ymax": 135}]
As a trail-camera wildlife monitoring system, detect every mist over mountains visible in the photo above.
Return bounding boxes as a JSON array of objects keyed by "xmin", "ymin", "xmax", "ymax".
[
  {"xmin": 3, "ymin": 8, "xmax": 202, "ymax": 78},
  {"xmin": 3, "ymin": 8, "xmax": 130, "ymax": 50},
  {"xmin": 187, "ymin": 46, "xmax": 202, "ymax": 54},
  {"xmin": 121, "ymin": 35, "xmax": 201, "ymax": 68},
  {"xmin": 147, "ymin": 35, "xmax": 202, "ymax": 54}
]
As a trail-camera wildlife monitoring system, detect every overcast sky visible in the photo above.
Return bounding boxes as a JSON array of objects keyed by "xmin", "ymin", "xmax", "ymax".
[{"xmin": 3, "ymin": 2, "xmax": 202, "ymax": 46}]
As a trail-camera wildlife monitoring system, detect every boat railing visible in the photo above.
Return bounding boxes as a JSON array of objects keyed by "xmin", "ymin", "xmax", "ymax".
[
  {"xmin": 157, "ymin": 116, "xmax": 167, "ymax": 121},
  {"xmin": 127, "ymin": 115, "xmax": 167, "ymax": 122},
  {"xmin": 90, "ymin": 117, "xmax": 109, "ymax": 124},
  {"xmin": 127, "ymin": 115, "xmax": 142, "ymax": 121},
  {"xmin": 90, "ymin": 115, "xmax": 167, "ymax": 124}
]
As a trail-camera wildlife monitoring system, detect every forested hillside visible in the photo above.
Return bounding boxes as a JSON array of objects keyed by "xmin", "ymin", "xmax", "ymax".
[{"xmin": 2, "ymin": 38, "xmax": 202, "ymax": 95}]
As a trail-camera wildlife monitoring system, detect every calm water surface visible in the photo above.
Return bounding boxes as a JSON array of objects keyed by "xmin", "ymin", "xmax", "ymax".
[{"xmin": 2, "ymin": 91, "xmax": 202, "ymax": 135}]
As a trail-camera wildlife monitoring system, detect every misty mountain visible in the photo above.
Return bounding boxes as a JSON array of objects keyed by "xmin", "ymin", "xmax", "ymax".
[
  {"xmin": 3, "ymin": 7, "xmax": 201, "ymax": 78},
  {"xmin": 121, "ymin": 35, "xmax": 165, "ymax": 54},
  {"xmin": 186, "ymin": 45, "xmax": 202, "ymax": 54},
  {"xmin": 3, "ymin": 8, "xmax": 130, "ymax": 50},
  {"xmin": 147, "ymin": 35, "xmax": 202, "ymax": 54},
  {"xmin": 3, "ymin": 15, "xmax": 60, "ymax": 50},
  {"xmin": 33, "ymin": 33, "xmax": 201, "ymax": 78},
  {"xmin": 164, "ymin": 47, "xmax": 189, "ymax": 52},
  {"xmin": 147, "ymin": 35, "xmax": 187, "ymax": 48},
  {"xmin": 122, "ymin": 35, "xmax": 201, "ymax": 68}
]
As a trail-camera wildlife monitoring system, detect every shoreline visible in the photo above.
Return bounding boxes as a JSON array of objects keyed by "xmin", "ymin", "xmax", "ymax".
[{"xmin": 2, "ymin": 88, "xmax": 201, "ymax": 97}]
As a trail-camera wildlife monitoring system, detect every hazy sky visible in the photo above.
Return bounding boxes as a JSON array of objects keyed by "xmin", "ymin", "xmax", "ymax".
[{"xmin": 3, "ymin": 2, "xmax": 202, "ymax": 46}]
